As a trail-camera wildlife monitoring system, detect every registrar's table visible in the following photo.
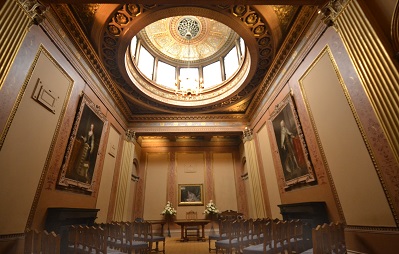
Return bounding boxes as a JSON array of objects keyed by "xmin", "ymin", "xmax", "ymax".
[{"xmin": 174, "ymin": 219, "xmax": 210, "ymax": 241}]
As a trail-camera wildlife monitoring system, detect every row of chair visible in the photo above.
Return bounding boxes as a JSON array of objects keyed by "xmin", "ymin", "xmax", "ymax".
[
  {"xmin": 67, "ymin": 220, "xmax": 165, "ymax": 254},
  {"xmin": 24, "ymin": 229, "xmax": 61, "ymax": 254},
  {"xmin": 241, "ymin": 219, "xmax": 307, "ymax": 254},
  {"xmin": 210, "ymin": 218, "xmax": 307, "ymax": 254},
  {"xmin": 301, "ymin": 222, "xmax": 346, "ymax": 254}
]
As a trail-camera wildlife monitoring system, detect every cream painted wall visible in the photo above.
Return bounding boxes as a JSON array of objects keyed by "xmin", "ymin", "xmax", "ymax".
[
  {"xmin": 176, "ymin": 152, "xmax": 206, "ymax": 219},
  {"xmin": 257, "ymin": 123, "xmax": 282, "ymax": 219},
  {"xmin": 213, "ymin": 153, "xmax": 238, "ymax": 212},
  {"xmin": 300, "ymin": 49, "xmax": 395, "ymax": 226},
  {"xmin": 0, "ymin": 48, "xmax": 71, "ymax": 234},
  {"xmin": 96, "ymin": 125, "xmax": 120, "ymax": 223},
  {"xmin": 143, "ymin": 153, "xmax": 169, "ymax": 220}
]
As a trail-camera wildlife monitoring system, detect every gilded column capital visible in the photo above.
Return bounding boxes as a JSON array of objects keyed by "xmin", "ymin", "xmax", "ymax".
[
  {"xmin": 242, "ymin": 127, "xmax": 253, "ymax": 142},
  {"xmin": 18, "ymin": 0, "xmax": 49, "ymax": 26},
  {"xmin": 125, "ymin": 129, "xmax": 136, "ymax": 142},
  {"xmin": 319, "ymin": 0, "xmax": 349, "ymax": 27}
]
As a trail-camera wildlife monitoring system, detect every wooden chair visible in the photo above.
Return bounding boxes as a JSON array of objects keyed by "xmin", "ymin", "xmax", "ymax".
[
  {"xmin": 287, "ymin": 219, "xmax": 306, "ymax": 253},
  {"xmin": 215, "ymin": 220, "xmax": 241, "ymax": 254},
  {"xmin": 143, "ymin": 221, "xmax": 165, "ymax": 253},
  {"xmin": 209, "ymin": 219, "xmax": 229, "ymax": 252},
  {"xmin": 41, "ymin": 230, "xmax": 61, "ymax": 254},
  {"xmin": 24, "ymin": 229, "xmax": 41, "ymax": 254},
  {"xmin": 185, "ymin": 210, "xmax": 200, "ymax": 241},
  {"xmin": 242, "ymin": 220, "xmax": 273, "ymax": 254},
  {"xmin": 272, "ymin": 220, "xmax": 291, "ymax": 253},
  {"xmin": 124, "ymin": 221, "xmax": 150, "ymax": 254},
  {"xmin": 238, "ymin": 218, "xmax": 253, "ymax": 252},
  {"xmin": 301, "ymin": 222, "xmax": 346, "ymax": 254},
  {"xmin": 218, "ymin": 210, "xmax": 244, "ymax": 221},
  {"xmin": 24, "ymin": 229, "xmax": 60, "ymax": 254}
]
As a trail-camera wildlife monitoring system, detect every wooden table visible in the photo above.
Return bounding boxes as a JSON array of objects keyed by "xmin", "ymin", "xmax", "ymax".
[{"xmin": 174, "ymin": 219, "xmax": 210, "ymax": 241}]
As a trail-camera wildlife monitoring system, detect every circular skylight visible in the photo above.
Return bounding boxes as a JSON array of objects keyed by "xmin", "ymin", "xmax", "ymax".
[{"xmin": 125, "ymin": 15, "xmax": 250, "ymax": 106}]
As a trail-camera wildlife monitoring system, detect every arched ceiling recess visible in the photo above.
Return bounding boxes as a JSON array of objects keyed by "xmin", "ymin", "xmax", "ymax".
[{"xmin": 98, "ymin": 4, "xmax": 279, "ymax": 114}]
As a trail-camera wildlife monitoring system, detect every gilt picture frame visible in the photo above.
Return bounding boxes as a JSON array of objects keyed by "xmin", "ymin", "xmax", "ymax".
[
  {"xmin": 178, "ymin": 184, "xmax": 204, "ymax": 206},
  {"xmin": 269, "ymin": 94, "xmax": 315, "ymax": 188},
  {"xmin": 58, "ymin": 94, "xmax": 107, "ymax": 193}
]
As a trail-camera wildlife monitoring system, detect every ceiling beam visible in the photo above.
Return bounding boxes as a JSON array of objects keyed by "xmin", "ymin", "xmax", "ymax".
[{"xmin": 40, "ymin": 0, "xmax": 329, "ymax": 7}]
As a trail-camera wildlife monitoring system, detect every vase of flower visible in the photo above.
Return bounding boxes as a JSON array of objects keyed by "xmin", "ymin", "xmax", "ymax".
[
  {"xmin": 204, "ymin": 200, "xmax": 219, "ymax": 235},
  {"xmin": 161, "ymin": 201, "xmax": 177, "ymax": 237}
]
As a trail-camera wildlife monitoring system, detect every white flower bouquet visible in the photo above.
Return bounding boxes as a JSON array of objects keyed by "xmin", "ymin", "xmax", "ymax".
[
  {"xmin": 204, "ymin": 200, "xmax": 219, "ymax": 215},
  {"xmin": 161, "ymin": 201, "xmax": 177, "ymax": 216}
]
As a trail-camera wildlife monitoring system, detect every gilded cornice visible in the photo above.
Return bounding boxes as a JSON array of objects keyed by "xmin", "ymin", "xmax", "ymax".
[
  {"xmin": 128, "ymin": 113, "xmax": 248, "ymax": 122},
  {"xmin": 246, "ymin": 5, "xmax": 319, "ymax": 120},
  {"xmin": 69, "ymin": 4, "xmax": 100, "ymax": 34},
  {"xmin": 50, "ymin": 4, "xmax": 135, "ymax": 121},
  {"xmin": 272, "ymin": 5, "xmax": 299, "ymax": 34}
]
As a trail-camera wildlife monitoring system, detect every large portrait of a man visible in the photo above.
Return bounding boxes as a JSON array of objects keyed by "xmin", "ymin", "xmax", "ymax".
[
  {"xmin": 58, "ymin": 94, "xmax": 107, "ymax": 193},
  {"xmin": 269, "ymin": 94, "xmax": 315, "ymax": 188}
]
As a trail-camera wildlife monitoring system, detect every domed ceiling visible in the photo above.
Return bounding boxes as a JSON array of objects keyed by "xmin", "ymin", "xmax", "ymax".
[
  {"xmin": 140, "ymin": 16, "xmax": 237, "ymax": 64},
  {"xmin": 50, "ymin": 1, "xmax": 326, "ymax": 123}
]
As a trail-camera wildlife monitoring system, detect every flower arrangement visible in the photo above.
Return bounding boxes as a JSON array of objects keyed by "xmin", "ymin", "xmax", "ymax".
[
  {"xmin": 204, "ymin": 200, "xmax": 219, "ymax": 215},
  {"xmin": 161, "ymin": 201, "xmax": 177, "ymax": 216}
]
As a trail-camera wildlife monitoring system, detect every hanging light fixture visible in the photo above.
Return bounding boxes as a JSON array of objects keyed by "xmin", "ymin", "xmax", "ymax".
[{"xmin": 175, "ymin": 17, "xmax": 204, "ymax": 98}]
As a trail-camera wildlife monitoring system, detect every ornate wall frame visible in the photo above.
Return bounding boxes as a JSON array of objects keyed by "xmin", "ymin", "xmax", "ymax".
[
  {"xmin": 58, "ymin": 94, "xmax": 108, "ymax": 193},
  {"xmin": 269, "ymin": 94, "xmax": 315, "ymax": 188}
]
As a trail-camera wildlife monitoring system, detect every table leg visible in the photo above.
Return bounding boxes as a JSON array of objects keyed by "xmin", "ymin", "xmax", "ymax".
[
  {"xmin": 180, "ymin": 225, "xmax": 185, "ymax": 241},
  {"xmin": 201, "ymin": 224, "xmax": 206, "ymax": 241}
]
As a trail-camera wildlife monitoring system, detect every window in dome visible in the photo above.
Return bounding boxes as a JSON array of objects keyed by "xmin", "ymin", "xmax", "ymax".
[
  {"xmin": 137, "ymin": 45, "xmax": 154, "ymax": 80},
  {"xmin": 203, "ymin": 61, "xmax": 222, "ymax": 88},
  {"xmin": 178, "ymin": 67, "xmax": 201, "ymax": 90},
  {"xmin": 130, "ymin": 36, "xmax": 138, "ymax": 58},
  {"xmin": 239, "ymin": 38, "xmax": 245, "ymax": 60},
  {"xmin": 224, "ymin": 46, "xmax": 239, "ymax": 80},
  {"xmin": 156, "ymin": 61, "xmax": 176, "ymax": 89}
]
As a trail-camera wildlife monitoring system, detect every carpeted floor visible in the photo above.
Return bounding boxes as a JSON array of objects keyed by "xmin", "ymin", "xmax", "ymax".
[{"xmin": 163, "ymin": 237, "xmax": 211, "ymax": 254}]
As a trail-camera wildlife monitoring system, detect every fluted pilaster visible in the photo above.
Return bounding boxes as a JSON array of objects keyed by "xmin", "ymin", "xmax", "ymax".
[
  {"xmin": 319, "ymin": 0, "xmax": 399, "ymax": 224},
  {"xmin": 114, "ymin": 130, "xmax": 136, "ymax": 221},
  {"xmin": 243, "ymin": 127, "xmax": 266, "ymax": 218},
  {"xmin": 321, "ymin": 0, "xmax": 399, "ymax": 161},
  {"xmin": 0, "ymin": 0, "xmax": 48, "ymax": 88}
]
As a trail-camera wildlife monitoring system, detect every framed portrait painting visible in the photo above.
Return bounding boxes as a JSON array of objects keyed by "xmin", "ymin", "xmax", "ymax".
[
  {"xmin": 269, "ymin": 94, "xmax": 315, "ymax": 188},
  {"xmin": 58, "ymin": 94, "xmax": 107, "ymax": 192},
  {"xmin": 178, "ymin": 184, "xmax": 204, "ymax": 206}
]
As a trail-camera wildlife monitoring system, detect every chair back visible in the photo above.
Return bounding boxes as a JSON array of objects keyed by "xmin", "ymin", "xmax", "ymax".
[
  {"xmin": 24, "ymin": 229, "xmax": 41, "ymax": 254},
  {"xmin": 186, "ymin": 210, "xmax": 198, "ymax": 220},
  {"xmin": 312, "ymin": 222, "xmax": 346, "ymax": 254}
]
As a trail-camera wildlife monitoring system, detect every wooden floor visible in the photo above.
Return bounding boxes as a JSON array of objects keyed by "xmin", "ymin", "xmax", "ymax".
[{"xmin": 164, "ymin": 237, "xmax": 211, "ymax": 254}]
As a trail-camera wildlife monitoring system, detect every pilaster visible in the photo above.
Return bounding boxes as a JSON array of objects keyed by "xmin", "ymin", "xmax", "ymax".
[
  {"xmin": 0, "ymin": 0, "xmax": 48, "ymax": 88},
  {"xmin": 243, "ymin": 127, "xmax": 266, "ymax": 218}
]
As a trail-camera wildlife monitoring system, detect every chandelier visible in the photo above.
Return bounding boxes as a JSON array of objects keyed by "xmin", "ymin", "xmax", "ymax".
[{"xmin": 175, "ymin": 17, "xmax": 204, "ymax": 98}]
